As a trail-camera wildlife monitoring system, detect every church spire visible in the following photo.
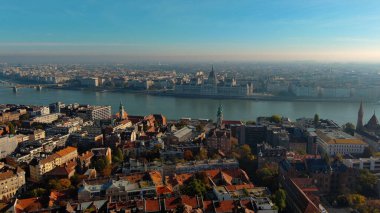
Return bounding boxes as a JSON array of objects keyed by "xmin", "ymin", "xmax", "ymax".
[
  {"xmin": 357, "ymin": 101, "xmax": 364, "ymax": 131},
  {"xmin": 118, "ymin": 100, "xmax": 127, "ymax": 121},
  {"xmin": 216, "ymin": 104, "xmax": 223, "ymax": 128}
]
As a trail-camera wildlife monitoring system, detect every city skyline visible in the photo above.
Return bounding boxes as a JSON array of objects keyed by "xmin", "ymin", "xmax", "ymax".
[{"xmin": 1, "ymin": 0, "xmax": 380, "ymax": 62}]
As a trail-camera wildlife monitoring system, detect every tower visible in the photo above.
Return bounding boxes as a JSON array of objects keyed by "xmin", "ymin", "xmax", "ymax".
[
  {"xmin": 208, "ymin": 65, "xmax": 217, "ymax": 85},
  {"xmin": 216, "ymin": 104, "xmax": 223, "ymax": 128},
  {"xmin": 118, "ymin": 100, "xmax": 127, "ymax": 121},
  {"xmin": 357, "ymin": 101, "xmax": 364, "ymax": 131}
]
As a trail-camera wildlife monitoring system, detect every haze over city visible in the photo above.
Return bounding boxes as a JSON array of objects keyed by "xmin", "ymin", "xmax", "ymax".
[
  {"xmin": 3, "ymin": 1, "xmax": 380, "ymax": 213},
  {"xmin": 1, "ymin": 0, "xmax": 380, "ymax": 62}
]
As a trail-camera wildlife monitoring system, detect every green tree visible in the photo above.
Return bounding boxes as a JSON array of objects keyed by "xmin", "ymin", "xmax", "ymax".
[
  {"xmin": 356, "ymin": 169, "xmax": 378, "ymax": 196},
  {"xmin": 256, "ymin": 164, "xmax": 279, "ymax": 191},
  {"xmin": 113, "ymin": 148, "xmax": 124, "ymax": 163},
  {"xmin": 7, "ymin": 122, "xmax": 15, "ymax": 134},
  {"xmin": 273, "ymin": 189, "xmax": 286, "ymax": 212},
  {"xmin": 246, "ymin": 120, "xmax": 256, "ymax": 125},
  {"xmin": 95, "ymin": 158, "xmax": 106, "ymax": 171},
  {"xmin": 314, "ymin": 113, "xmax": 320, "ymax": 126},
  {"xmin": 30, "ymin": 188, "xmax": 47, "ymax": 197},
  {"xmin": 270, "ymin": 115, "xmax": 282, "ymax": 123},
  {"xmin": 197, "ymin": 148, "xmax": 208, "ymax": 160},
  {"xmin": 342, "ymin": 122, "xmax": 355, "ymax": 136},
  {"xmin": 180, "ymin": 178, "xmax": 208, "ymax": 196}
]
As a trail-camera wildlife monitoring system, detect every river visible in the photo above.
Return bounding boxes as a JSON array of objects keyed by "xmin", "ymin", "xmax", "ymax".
[{"xmin": 0, "ymin": 87, "xmax": 378, "ymax": 125}]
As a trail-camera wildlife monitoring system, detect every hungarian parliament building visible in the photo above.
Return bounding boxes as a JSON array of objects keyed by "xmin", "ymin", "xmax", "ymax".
[{"xmin": 174, "ymin": 67, "xmax": 254, "ymax": 97}]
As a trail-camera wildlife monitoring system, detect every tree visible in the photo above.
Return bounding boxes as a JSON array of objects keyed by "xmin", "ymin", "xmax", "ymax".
[
  {"xmin": 342, "ymin": 122, "xmax": 355, "ymax": 136},
  {"xmin": 19, "ymin": 113, "xmax": 30, "ymax": 121},
  {"xmin": 356, "ymin": 169, "xmax": 378, "ymax": 196},
  {"xmin": 180, "ymin": 178, "xmax": 208, "ymax": 196},
  {"xmin": 59, "ymin": 179, "xmax": 71, "ymax": 189},
  {"xmin": 7, "ymin": 122, "xmax": 15, "ymax": 134},
  {"xmin": 95, "ymin": 158, "xmax": 106, "ymax": 171},
  {"xmin": 270, "ymin": 115, "xmax": 282, "ymax": 123},
  {"xmin": 30, "ymin": 188, "xmax": 47, "ymax": 197},
  {"xmin": 246, "ymin": 120, "xmax": 256, "ymax": 125},
  {"xmin": 346, "ymin": 194, "xmax": 366, "ymax": 207},
  {"xmin": 113, "ymin": 148, "xmax": 124, "ymax": 163},
  {"xmin": 256, "ymin": 163, "xmax": 279, "ymax": 191},
  {"xmin": 314, "ymin": 114, "xmax": 320, "ymax": 126},
  {"xmin": 197, "ymin": 148, "xmax": 208, "ymax": 160},
  {"xmin": 273, "ymin": 189, "xmax": 286, "ymax": 212},
  {"xmin": 102, "ymin": 165, "xmax": 112, "ymax": 177},
  {"xmin": 49, "ymin": 179, "xmax": 62, "ymax": 191},
  {"xmin": 184, "ymin": 150, "xmax": 194, "ymax": 161}
]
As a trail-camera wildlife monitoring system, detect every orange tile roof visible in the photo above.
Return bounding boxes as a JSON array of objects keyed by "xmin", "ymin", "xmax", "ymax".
[
  {"xmin": 40, "ymin": 153, "xmax": 60, "ymax": 165},
  {"xmin": 149, "ymin": 171, "xmax": 163, "ymax": 186},
  {"xmin": 56, "ymin": 146, "xmax": 77, "ymax": 157},
  {"xmin": 214, "ymin": 200, "xmax": 235, "ymax": 213},
  {"xmin": 0, "ymin": 171, "xmax": 15, "ymax": 181},
  {"xmin": 156, "ymin": 185, "xmax": 173, "ymax": 195},
  {"xmin": 78, "ymin": 151, "xmax": 94, "ymax": 161},
  {"xmin": 15, "ymin": 197, "xmax": 42, "ymax": 213},
  {"xmin": 144, "ymin": 199, "xmax": 160, "ymax": 212},
  {"xmin": 180, "ymin": 196, "xmax": 199, "ymax": 208}
]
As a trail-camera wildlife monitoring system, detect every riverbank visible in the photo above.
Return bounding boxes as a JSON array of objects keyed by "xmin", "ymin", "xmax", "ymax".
[{"xmin": 48, "ymin": 86, "xmax": 371, "ymax": 103}]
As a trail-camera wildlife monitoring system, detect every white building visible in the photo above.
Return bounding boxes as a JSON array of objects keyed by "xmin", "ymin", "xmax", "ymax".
[
  {"xmin": 316, "ymin": 129, "xmax": 368, "ymax": 156},
  {"xmin": 343, "ymin": 157, "xmax": 380, "ymax": 173}
]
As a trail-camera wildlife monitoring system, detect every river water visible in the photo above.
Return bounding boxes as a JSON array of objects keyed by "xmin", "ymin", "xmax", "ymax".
[{"xmin": 0, "ymin": 87, "xmax": 378, "ymax": 125}]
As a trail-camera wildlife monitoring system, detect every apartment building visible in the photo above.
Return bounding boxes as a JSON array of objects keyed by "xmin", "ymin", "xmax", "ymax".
[{"xmin": 29, "ymin": 146, "xmax": 78, "ymax": 182}]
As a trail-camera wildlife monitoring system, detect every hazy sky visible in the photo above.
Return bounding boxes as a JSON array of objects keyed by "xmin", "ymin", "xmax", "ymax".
[{"xmin": 1, "ymin": 0, "xmax": 380, "ymax": 62}]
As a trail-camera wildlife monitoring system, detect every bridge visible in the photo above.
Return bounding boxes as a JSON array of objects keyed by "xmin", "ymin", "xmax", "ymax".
[{"xmin": 0, "ymin": 80, "xmax": 59, "ymax": 92}]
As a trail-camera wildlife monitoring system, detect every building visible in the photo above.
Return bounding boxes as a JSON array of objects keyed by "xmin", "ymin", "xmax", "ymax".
[
  {"xmin": 172, "ymin": 159, "xmax": 239, "ymax": 175},
  {"xmin": 237, "ymin": 125, "xmax": 266, "ymax": 150},
  {"xmin": 355, "ymin": 102, "xmax": 380, "ymax": 151},
  {"xmin": 281, "ymin": 177, "xmax": 326, "ymax": 213},
  {"xmin": 77, "ymin": 105, "xmax": 112, "ymax": 121},
  {"xmin": 28, "ymin": 129, "xmax": 46, "ymax": 141},
  {"xmin": 316, "ymin": 129, "xmax": 367, "ymax": 156},
  {"xmin": 30, "ymin": 113, "xmax": 60, "ymax": 124},
  {"xmin": 174, "ymin": 66, "xmax": 253, "ymax": 97},
  {"xmin": 257, "ymin": 143, "xmax": 287, "ymax": 169},
  {"xmin": 0, "ymin": 163, "xmax": 25, "ymax": 200},
  {"xmin": 91, "ymin": 147, "xmax": 112, "ymax": 164},
  {"xmin": 0, "ymin": 135, "xmax": 19, "ymax": 159},
  {"xmin": 77, "ymin": 172, "xmax": 160, "ymax": 202},
  {"xmin": 29, "ymin": 146, "xmax": 78, "ymax": 182},
  {"xmin": 168, "ymin": 126, "xmax": 194, "ymax": 143},
  {"xmin": 343, "ymin": 157, "xmax": 380, "ymax": 173},
  {"xmin": 207, "ymin": 128, "xmax": 232, "ymax": 155}
]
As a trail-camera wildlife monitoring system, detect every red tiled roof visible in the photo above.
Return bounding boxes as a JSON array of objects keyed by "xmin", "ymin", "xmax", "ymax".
[
  {"xmin": 214, "ymin": 200, "xmax": 234, "ymax": 213},
  {"xmin": 144, "ymin": 199, "xmax": 160, "ymax": 212},
  {"xmin": 15, "ymin": 197, "xmax": 42, "ymax": 213},
  {"xmin": 222, "ymin": 120, "xmax": 243, "ymax": 125}
]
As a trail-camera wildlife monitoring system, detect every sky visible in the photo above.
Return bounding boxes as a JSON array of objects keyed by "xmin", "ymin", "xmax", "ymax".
[{"xmin": 1, "ymin": 0, "xmax": 380, "ymax": 62}]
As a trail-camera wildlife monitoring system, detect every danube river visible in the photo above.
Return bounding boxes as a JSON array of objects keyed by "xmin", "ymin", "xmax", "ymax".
[{"xmin": 1, "ymin": 87, "xmax": 379, "ymax": 125}]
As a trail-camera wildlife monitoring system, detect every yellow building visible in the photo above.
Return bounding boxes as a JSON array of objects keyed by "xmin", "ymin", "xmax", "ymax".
[{"xmin": 29, "ymin": 146, "xmax": 78, "ymax": 182}]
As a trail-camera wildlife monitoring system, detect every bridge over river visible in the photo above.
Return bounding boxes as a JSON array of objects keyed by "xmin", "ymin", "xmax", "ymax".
[{"xmin": 0, "ymin": 80, "xmax": 58, "ymax": 92}]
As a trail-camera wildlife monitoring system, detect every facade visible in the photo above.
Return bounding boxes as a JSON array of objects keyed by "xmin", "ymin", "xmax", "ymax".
[
  {"xmin": 29, "ymin": 146, "xmax": 78, "ymax": 182},
  {"xmin": 0, "ymin": 135, "xmax": 19, "ymax": 159},
  {"xmin": 316, "ymin": 129, "xmax": 367, "ymax": 156},
  {"xmin": 30, "ymin": 113, "xmax": 60, "ymax": 124},
  {"xmin": 29, "ymin": 129, "xmax": 46, "ymax": 141},
  {"xmin": 175, "ymin": 67, "xmax": 253, "ymax": 97},
  {"xmin": 343, "ymin": 157, "xmax": 380, "ymax": 173},
  {"xmin": 78, "ymin": 172, "xmax": 160, "ymax": 202},
  {"xmin": 77, "ymin": 105, "xmax": 112, "ymax": 121},
  {"xmin": 0, "ymin": 163, "xmax": 25, "ymax": 200}
]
